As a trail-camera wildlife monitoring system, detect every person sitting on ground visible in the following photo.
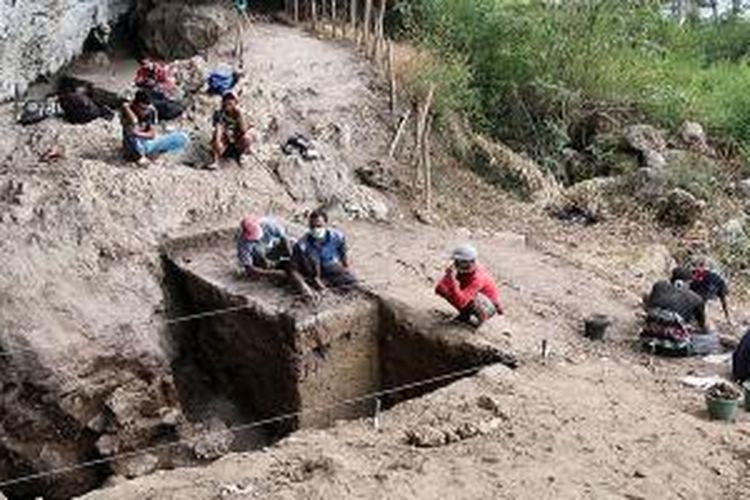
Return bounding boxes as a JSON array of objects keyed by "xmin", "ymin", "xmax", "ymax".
[
  {"xmin": 208, "ymin": 92, "xmax": 252, "ymax": 170},
  {"xmin": 237, "ymin": 216, "xmax": 293, "ymax": 281},
  {"xmin": 642, "ymin": 278, "xmax": 713, "ymax": 355},
  {"xmin": 290, "ymin": 209, "xmax": 356, "ymax": 300},
  {"xmin": 435, "ymin": 244, "xmax": 503, "ymax": 327},
  {"xmin": 732, "ymin": 328, "xmax": 750, "ymax": 383},
  {"xmin": 671, "ymin": 257, "xmax": 731, "ymax": 324},
  {"xmin": 120, "ymin": 90, "xmax": 189, "ymax": 166}
]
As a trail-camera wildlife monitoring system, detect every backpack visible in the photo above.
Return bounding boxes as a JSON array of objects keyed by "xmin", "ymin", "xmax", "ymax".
[
  {"xmin": 207, "ymin": 69, "xmax": 237, "ymax": 95},
  {"xmin": 59, "ymin": 92, "xmax": 108, "ymax": 124}
]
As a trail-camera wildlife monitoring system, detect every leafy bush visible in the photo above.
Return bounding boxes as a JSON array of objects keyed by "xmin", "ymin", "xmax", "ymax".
[{"xmin": 394, "ymin": 0, "xmax": 750, "ymax": 173}]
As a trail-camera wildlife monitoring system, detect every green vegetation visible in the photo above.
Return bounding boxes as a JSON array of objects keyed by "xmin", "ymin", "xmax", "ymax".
[{"xmin": 395, "ymin": 0, "xmax": 750, "ymax": 169}]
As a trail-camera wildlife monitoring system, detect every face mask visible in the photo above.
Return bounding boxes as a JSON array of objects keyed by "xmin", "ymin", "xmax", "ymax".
[{"xmin": 311, "ymin": 227, "xmax": 327, "ymax": 240}]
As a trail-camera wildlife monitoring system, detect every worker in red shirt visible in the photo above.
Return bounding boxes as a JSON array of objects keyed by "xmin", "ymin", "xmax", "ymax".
[{"xmin": 435, "ymin": 244, "xmax": 503, "ymax": 326}]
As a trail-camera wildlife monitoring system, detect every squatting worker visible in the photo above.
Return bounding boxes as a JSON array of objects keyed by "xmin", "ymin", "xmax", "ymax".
[
  {"xmin": 435, "ymin": 244, "xmax": 503, "ymax": 327},
  {"xmin": 208, "ymin": 92, "xmax": 252, "ymax": 170},
  {"xmin": 290, "ymin": 209, "xmax": 356, "ymax": 300},
  {"xmin": 236, "ymin": 216, "xmax": 293, "ymax": 281},
  {"xmin": 671, "ymin": 257, "xmax": 731, "ymax": 324},
  {"xmin": 120, "ymin": 90, "xmax": 188, "ymax": 166}
]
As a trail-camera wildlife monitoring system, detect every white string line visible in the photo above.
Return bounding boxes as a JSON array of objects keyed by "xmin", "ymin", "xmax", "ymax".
[
  {"xmin": 0, "ymin": 278, "xmax": 394, "ymax": 359},
  {"xmin": 0, "ymin": 362, "xmax": 492, "ymax": 489}
]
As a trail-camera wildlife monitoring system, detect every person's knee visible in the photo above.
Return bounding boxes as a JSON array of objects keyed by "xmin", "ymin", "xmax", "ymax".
[{"xmin": 236, "ymin": 132, "xmax": 252, "ymax": 153}]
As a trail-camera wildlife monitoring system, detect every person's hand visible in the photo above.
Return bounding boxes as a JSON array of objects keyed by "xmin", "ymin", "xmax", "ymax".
[{"xmin": 445, "ymin": 264, "xmax": 455, "ymax": 277}]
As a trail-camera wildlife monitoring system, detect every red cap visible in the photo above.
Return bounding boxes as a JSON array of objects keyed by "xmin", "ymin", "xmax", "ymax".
[{"xmin": 241, "ymin": 217, "xmax": 263, "ymax": 241}]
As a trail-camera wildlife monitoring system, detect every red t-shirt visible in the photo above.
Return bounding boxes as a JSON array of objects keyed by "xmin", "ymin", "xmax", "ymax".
[{"xmin": 435, "ymin": 266, "xmax": 502, "ymax": 312}]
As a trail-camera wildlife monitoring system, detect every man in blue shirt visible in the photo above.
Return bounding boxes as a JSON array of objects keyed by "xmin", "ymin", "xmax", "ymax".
[
  {"xmin": 291, "ymin": 209, "xmax": 356, "ymax": 300},
  {"xmin": 236, "ymin": 216, "xmax": 292, "ymax": 281}
]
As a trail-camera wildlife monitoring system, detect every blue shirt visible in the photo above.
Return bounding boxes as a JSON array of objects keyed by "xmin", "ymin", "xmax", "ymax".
[
  {"xmin": 236, "ymin": 218, "xmax": 286, "ymax": 268},
  {"xmin": 294, "ymin": 229, "xmax": 347, "ymax": 267}
]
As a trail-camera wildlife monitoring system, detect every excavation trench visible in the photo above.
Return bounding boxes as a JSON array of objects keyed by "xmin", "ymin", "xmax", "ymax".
[{"xmin": 162, "ymin": 232, "xmax": 516, "ymax": 444}]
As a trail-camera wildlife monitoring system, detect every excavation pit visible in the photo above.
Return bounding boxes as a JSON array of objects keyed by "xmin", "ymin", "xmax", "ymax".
[{"xmin": 162, "ymin": 230, "xmax": 516, "ymax": 440}]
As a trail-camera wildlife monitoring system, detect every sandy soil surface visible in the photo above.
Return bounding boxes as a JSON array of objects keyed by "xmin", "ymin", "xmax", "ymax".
[
  {"xmin": 82, "ymin": 221, "xmax": 750, "ymax": 499},
  {"xmin": 1, "ymin": 20, "xmax": 748, "ymax": 500}
]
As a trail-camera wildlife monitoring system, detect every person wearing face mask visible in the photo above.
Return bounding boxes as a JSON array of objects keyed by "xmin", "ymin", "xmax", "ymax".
[
  {"xmin": 435, "ymin": 244, "xmax": 503, "ymax": 327},
  {"xmin": 671, "ymin": 257, "xmax": 731, "ymax": 324},
  {"xmin": 290, "ymin": 209, "xmax": 355, "ymax": 300}
]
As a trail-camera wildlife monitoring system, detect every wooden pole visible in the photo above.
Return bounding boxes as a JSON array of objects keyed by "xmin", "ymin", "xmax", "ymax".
[
  {"xmin": 349, "ymin": 0, "xmax": 356, "ymax": 40},
  {"xmin": 423, "ymin": 113, "xmax": 433, "ymax": 213},
  {"xmin": 388, "ymin": 108, "xmax": 411, "ymax": 159},
  {"xmin": 363, "ymin": 0, "xmax": 373, "ymax": 54},
  {"xmin": 294, "ymin": 0, "xmax": 299, "ymax": 23},
  {"xmin": 312, "ymin": 0, "xmax": 317, "ymax": 31},
  {"xmin": 414, "ymin": 84, "xmax": 436, "ymax": 187},
  {"xmin": 373, "ymin": 0, "xmax": 386, "ymax": 61},
  {"xmin": 387, "ymin": 39, "xmax": 396, "ymax": 115},
  {"xmin": 332, "ymin": 0, "xmax": 337, "ymax": 38}
]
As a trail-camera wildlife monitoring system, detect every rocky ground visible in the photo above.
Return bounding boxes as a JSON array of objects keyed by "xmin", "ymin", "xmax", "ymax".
[{"xmin": 0, "ymin": 19, "xmax": 749, "ymax": 500}]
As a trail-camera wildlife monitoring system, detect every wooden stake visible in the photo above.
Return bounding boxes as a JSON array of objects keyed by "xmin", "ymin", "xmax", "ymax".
[
  {"xmin": 414, "ymin": 84, "xmax": 435, "ymax": 188},
  {"xmin": 373, "ymin": 0, "xmax": 386, "ymax": 60},
  {"xmin": 387, "ymin": 39, "xmax": 396, "ymax": 114},
  {"xmin": 388, "ymin": 108, "xmax": 411, "ymax": 159},
  {"xmin": 363, "ymin": 0, "xmax": 373, "ymax": 54},
  {"xmin": 294, "ymin": 0, "xmax": 299, "ymax": 23},
  {"xmin": 349, "ymin": 0, "xmax": 356, "ymax": 41},
  {"xmin": 312, "ymin": 0, "xmax": 318, "ymax": 31},
  {"xmin": 332, "ymin": 0, "xmax": 337, "ymax": 38},
  {"xmin": 423, "ymin": 114, "xmax": 433, "ymax": 213}
]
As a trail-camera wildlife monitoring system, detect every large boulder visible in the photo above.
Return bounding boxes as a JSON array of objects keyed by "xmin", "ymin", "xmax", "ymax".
[
  {"xmin": 139, "ymin": 2, "xmax": 233, "ymax": 59},
  {"xmin": 624, "ymin": 124, "xmax": 667, "ymax": 170},
  {"xmin": 549, "ymin": 176, "xmax": 620, "ymax": 223},
  {"xmin": 470, "ymin": 135, "xmax": 560, "ymax": 203}
]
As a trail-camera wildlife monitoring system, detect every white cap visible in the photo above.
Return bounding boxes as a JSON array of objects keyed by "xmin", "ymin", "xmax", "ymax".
[{"xmin": 452, "ymin": 244, "xmax": 478, "ymax": 262}]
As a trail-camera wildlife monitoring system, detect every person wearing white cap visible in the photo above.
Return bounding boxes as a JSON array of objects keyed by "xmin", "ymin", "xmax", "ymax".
[{"xmin": 435, "ymin": 244, "xmax": 503, "ymax": 327}]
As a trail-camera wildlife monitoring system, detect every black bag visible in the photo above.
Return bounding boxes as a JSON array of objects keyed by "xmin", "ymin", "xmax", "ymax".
[{"xmin": 59, "ymin": 92, "xmax": 109, "ymax": 124}]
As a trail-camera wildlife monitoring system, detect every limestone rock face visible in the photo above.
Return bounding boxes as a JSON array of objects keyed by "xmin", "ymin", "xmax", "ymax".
[
  {"xmin": 0, "ymin": 0, "xmax": 132, "ymax": 100},
  {"xmin": 139, "ymin": 2, "xmax": 234, "ymax": 60}
]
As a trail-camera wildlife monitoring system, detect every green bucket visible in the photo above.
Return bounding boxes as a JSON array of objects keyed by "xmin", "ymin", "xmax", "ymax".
[
  {"xmin": 744, "ymin": 382, "xmax": 750, "ymax": 412},
  {"xmin": 706, "ymin": 395, "xmax": 739, "ymax": 422}
]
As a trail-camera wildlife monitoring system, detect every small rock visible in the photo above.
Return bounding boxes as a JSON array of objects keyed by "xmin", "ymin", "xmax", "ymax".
[
  {"xmin": 158, "ymin": 407, "xmax": 182, "ymax": 427},
  {"xmin": 192, "ymin": 418, "xmax": 233, "ymax": 460},
  {"xmin": 114, "ymin": 453, "xmax": 159, "ymax": 479},
  {"xmin": 738, "ymin": 178, "xmax": 750, "ymax": 199},
  {"xmin": 624, "ymin": 124, "xmax": 666, "ymax": 164},
  {"xmin": 722, "ymin": 218, "xmax": 747, "ymax": 244},
  {"xmin": 455, "ymin": 422, "xmax": 482, "ymax": 439},
  {"xmin": 678, "ymin": 121, "xmax": 710, "ymax": 153},
  {"xmin": 633, "ymin": 469, "xmax": 647, "ymax": 479},
  {"xmin": 405, "ymin": 425, "xmax": 447, "ymax": 448},
  {"xmin": 477, "ymin": 395, "xmax": 500, "ymax": 413},
  {"xmin": 95, "ymin": 434, "xmax": 119, "ymax": 456}
]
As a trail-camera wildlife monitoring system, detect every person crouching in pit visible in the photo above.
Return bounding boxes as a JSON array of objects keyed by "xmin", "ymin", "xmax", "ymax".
[{"xmin": 435, "ymin": 244, "xmax": 503, "ymax": 327}]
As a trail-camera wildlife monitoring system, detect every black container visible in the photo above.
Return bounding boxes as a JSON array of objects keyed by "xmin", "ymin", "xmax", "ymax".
[{"xmin": 584, "ymin": 314, "xmax": 611, "ymax": 340}]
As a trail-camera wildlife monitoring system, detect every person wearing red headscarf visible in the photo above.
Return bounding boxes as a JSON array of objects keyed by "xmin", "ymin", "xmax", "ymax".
[{"xmin": 236, "ymin": 216, "xmax": 293, "ymax": 280}]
